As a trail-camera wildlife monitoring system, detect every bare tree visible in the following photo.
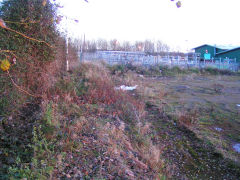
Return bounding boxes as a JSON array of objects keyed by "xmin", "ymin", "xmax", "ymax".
[
  {"xmin": 144, "ymin": 40, "xmax": 155, "ymax": 53},
  {"xmin": 72, "ymin": 38, "xmax": 83, "ymax": 52},
  {"xmin": 96, "ymin": 39, "xmax": 108, "ymax": 50},
  {"xmin": 85, "ymin": 40, "xmax": 97, "ymax": 52},
  {"xmin": 135, "ymin": 41, "xmax": 144, "ymax": 52},
  {"xmin": 162, "ymin": 43, "xmax": 170, "ymax": 52},
  {"xmin": 156, "ymin": 40, "xmax": 170, "ymax": 53},
  {"xmin": 156, "ymin": 40, "xmax": 163, "ymax": 53},
  {"xmin": 122, "ymin": 41, "xmax": 132, "ymax": 51},
  {"xmin": 109, "ymin": 39, "xmax": 120, "ymax": 51}
]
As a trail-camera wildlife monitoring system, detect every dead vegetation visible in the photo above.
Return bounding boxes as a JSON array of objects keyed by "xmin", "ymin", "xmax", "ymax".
[
  {"xmin": 1, "ymin": 53, "xmax": 240, "ymax": 179},
  {"xmin": 47, "ymin": 62, "xmax": 169, "ymax": 179}
]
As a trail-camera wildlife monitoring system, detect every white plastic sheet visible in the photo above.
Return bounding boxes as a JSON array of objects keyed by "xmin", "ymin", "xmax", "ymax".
[
  {"xmin": 214, "ymin": 127, "xmax": 223, "ymax": 132},
  {"xmin": 115, "ymin": 85, "xmax": 138, "ymax": 91}
]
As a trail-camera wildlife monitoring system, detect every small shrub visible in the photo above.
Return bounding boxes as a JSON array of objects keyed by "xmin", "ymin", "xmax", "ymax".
[
  {"xmin": 203, "ymin": 67, "xmax": 234, "ymax": 75},
  {"xmin": 177, "ymin": 109, "xmax": 198, "ymax": 128},
  {"xmin": 109, "ymin": 64, "xmax": 127, "ymax": 75},
  {"xmin": 8, "ymin": 126, "xmax": 55, "ymax": 179},
  {"xmin": 158, "ymin": 65, "xmax": 169, "ymax": 76},
  {"xmin": 126, "ymin": 62, "xmax": 137, "ymax": 71},
  {"xmin": 212, "ymin": 83, "xmax": 224, "ymax": 94},
  {"xmin": 135, "ymin": 65, "xmax": 149, "ymax": 75},
  {"xmin": 188, "ymin": 68, "xmax": 200, "ymax": 74},
  {"xmin": 218, "ymin": 69, "xmax": 234, "ymax": 75},
  {"xmin": 55, "ymin": 78, "xmax": 74, "ymax": 94},
  {"xmin": 171, "ymin": 66, "xmax": 184, "ymax": 74},
  {"xmin": 74, "ymin": 79, "xmax": 88, "ymax": 97},
  {"xmin": 204, "ymin": 67, "xmax": 220, "ymax": 75}
]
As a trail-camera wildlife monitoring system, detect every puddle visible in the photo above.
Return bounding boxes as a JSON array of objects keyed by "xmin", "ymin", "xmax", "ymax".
[
  {"xmin": 174, "ymin": 85, "xmax": 189, "ymax": 93},
  {"xmin": 233, "ymin": 144, "xmax": 240, "ymax": 153},
  {"xmin": 194, "ymin": 76, "xmax": 209, "ymax": 81},
  {"xmin": 214, "ymin": 127, "xmax": 223, "ymax": 132}
]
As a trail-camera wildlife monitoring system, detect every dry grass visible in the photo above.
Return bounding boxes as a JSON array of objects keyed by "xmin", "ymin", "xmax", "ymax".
[
  {"xmin": 97, "ymin": 119, "xmax": 163, "ymax": 179},
  {"xmin": 48, "ymin": 62, "xmax": 167, "ymax": 178},
  {"xmin": 176, "ymin": 109, "xmax": 199, "ymax": 128}
]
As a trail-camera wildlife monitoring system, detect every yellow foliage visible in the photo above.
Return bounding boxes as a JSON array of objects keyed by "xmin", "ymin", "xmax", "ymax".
[{"xmin": 0, "ymin": 59, "xmax": 11, "ymax": 71}]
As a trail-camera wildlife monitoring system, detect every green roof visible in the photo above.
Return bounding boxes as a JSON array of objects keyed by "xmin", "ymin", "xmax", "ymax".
[
  {"xmin": 193, "ymin": 44, "xmax": 238, "ymax": 51},
  {"xmin": 216, "ymin": 47, "xmax": 240, "ymax": 55}
]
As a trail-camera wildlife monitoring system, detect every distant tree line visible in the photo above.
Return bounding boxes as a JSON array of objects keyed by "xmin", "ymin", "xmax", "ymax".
[{"xmin": 73, "ymin": 38, "xmax": 173, "ymax": 55}]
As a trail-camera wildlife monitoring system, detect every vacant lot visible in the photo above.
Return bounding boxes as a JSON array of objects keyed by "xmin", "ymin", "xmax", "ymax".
[
  {"xmin": 147, "ymin": 74, "xmax": 240, "ymax": 158},
  {"xmin": 118, "ymin": 70, "xmax": 240, "ymax": 179}
]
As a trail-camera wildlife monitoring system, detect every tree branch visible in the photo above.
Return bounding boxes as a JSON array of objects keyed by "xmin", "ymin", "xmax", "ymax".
[{"xmin": 1, "ymin": 26, "xmax": 53, "ymax": 48}]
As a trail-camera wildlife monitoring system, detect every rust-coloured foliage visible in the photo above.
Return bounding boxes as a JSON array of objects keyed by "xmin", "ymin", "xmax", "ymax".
[{"xmin": 0, "ymin": 18, "xmax": 7, "ymax": 28}]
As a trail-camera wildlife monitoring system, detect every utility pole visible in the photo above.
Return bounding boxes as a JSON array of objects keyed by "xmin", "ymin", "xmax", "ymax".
[
  {"xmin": 80, "ymin": 35, "xmax": 83, "ymax": 62},
  {"xmin": 66, "ymin": 37, "xmax": 69, "ymax": 71},
  {"xmin": 82, "ymin": 33, "xmax": 85, "ymax": 62}
]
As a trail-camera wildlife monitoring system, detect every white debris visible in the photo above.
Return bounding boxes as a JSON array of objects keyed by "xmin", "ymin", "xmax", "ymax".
[
  {"xmin": 214, "ymin": 127, "xmax": 223, "ymax": 132},
  {"xmin": 139, "ymin": 75, "xmax": 144, "ymax": 78},
  {"xmin": 237, "ymin": 104, "xmax": 240, "ymax": 107},
  {"xmin": 233, "ymin": 144, "xmax": 240, "ymax": 153},
  {"xmin": 115, "ymin": 85, "xmax": 138, "ymax": 91}
]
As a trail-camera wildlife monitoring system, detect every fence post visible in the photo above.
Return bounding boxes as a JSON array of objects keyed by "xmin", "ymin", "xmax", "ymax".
[
  {"xmin": 235, "ymin": 58, "xmax": 237, "ymax": 71},
  {"xmin": 228, "ymin": 58, "xmax": 231, "ymax": 70},
  {"xmin": 219, "ymin": 58, "xmax": 221, "ymax": 69}
]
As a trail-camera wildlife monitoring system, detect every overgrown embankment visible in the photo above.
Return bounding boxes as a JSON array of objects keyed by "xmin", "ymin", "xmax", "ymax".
[
  {"xmin": 1, "ymin": 60, "xmax": 240, "ymax": 179},
  {"xmin": 0, "ymin": 62, "xmax": 166, "ymax": 179}
]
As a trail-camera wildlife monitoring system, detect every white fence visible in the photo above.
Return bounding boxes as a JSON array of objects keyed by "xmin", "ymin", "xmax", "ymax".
[{"xmin": 80, "ymin": 51, "xmax": 239, "ymax": 71}]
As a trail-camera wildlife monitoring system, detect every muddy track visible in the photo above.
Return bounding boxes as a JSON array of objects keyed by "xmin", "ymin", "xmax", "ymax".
[{"xmin": 146, "ymin": 103, "xmax": 240, "ymax": 180}]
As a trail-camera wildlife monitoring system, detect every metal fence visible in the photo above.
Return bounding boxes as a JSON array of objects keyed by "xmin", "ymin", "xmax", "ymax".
[{"xmin": 80, "ymin": 51, "xmax": 239, "ymax": 71}]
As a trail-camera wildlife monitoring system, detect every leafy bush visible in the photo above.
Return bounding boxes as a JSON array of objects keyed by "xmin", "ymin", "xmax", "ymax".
[
  {"xmin": 0, "ymin": 0, "xmax": 60, "ymax": 114},
  {"xmin": 109, "ymin": 64, "xmax": 127, "ymax": 75},
  {"xmin": 8, "ymin": 126, "xmax": 55, "ymax": 179},
  {"xmin": 0, "ymin": 0, "xmax": 58, "ymax": 62},
  {"xmin": 203, "ymin": 67, "xmax": 220, "ymax": 75}
]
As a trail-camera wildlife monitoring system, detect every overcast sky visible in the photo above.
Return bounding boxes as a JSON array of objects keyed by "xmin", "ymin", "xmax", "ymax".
[{"xmin": 57, "ymin": 0, "xmax": 240, "ymax": 51}]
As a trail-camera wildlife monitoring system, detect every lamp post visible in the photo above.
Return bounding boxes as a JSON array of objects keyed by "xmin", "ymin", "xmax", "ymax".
[
  {"xmin": 64, "ymin": 17, "xmax": 79, "ymax": 72},
  {"xmin": 65, "ymin": 34, "xmax": 69, "ymax": 71},
  {"xmin": 80, "ymin": 33, "xmax": 85, "ymax": 62}
]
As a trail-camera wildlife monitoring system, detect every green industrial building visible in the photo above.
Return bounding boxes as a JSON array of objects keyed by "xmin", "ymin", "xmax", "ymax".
[{"xmin": 193, "ymin": 44, "xmax": 240, "ymax": 62}]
